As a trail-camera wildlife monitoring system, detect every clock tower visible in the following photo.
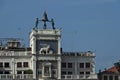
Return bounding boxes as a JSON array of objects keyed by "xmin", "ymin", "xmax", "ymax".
[{"xmin": 30, "ymin": 11, "xmax": 61, "ymax": 80}]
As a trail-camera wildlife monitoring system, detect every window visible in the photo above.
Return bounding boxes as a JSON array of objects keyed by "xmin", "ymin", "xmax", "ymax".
[
  {"xmin": 0, "ymin": 62, "xmax": 3, "ymax": 68},
  {"xmin": 61, "ymin": 71, "xmax": 66, "ymax": 75},
  {"xmin": 68, "ymin": 71, "xmax": 72, "ymax": 75},
  {"xmin": 44, "ymin": 66, "xmax": 50, "ymax": 76},
  {"xmin": 23, "ymin": 62, "xmax": 28, "ymax": 67},
  {"xmin": 86, "ymin": 72, "xmax": 90, "ymax": 74},
  {"xmin": 17, "ymin": 71, "xmax": 22, "ymax": 74},
  {"xmin": 68, "ymin": 63, "xmax": 72, "ymax": 68},
  {"xmin": 0, "ymin": 71, "xmax": 3, "ymax": 74},
  {"xmin": 86, "ymin": 63, "xmax": 90, "ymax": 68},
  {"xmin": 38, "ymin": 70, "xmax": 42, "ymax": 74},
  {"xmin": 17, "ymin": 62, "xmax": 22, "ymax": 68},
  {"xmin": 115, "ymin": 76, "xmax": 118, "ymax": 80},
  {"xmin": 24, "ymin": 71, "xmax": 27, "ymax": 74},
  {"xmin": 109, "ymin": 76, "xmax": 113, "ymax": 80},
  {"xmin": 4, "ymin": 62, "xmax": 10, "ymax": 68},
  {"xmin": 79, "ymin": 72, "xmax": 84, "ymax": 75},
  {"xmin": 52, "ymin": 70, "xmax": 56, "ymax": 74},
  {"xmin": 4, "ymin": 71, "xmax": 10, "ymax": 74},
  {"xmin": 62, "ymin": 63, "xmax": 66, "ymax": 68},
  {"xmin": 104, "ymin": 75, "xmax": 108, "ymax": 80},
  {"xmin": 79, "ymin": 63, "xmax": 84, "ymax": 68}
]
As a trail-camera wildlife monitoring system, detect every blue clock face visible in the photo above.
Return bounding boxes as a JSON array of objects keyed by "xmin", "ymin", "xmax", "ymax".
[{"xmin": 36, "ymin": 40, "xmax": 58, "ymax": 54}]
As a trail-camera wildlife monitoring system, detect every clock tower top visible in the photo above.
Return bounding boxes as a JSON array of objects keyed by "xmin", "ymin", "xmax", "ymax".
[{"xmin": 30, "ymin": 11, "xmax": 61, "ymax": 55}]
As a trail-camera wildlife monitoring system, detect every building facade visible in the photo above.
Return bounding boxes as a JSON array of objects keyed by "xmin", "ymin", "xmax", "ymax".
[
  {"xmin": 61, "ymin": 52, "xmax": 96, "ymax": 80},
  {"xmin": 0, "ymin": 39, "xmax": 33, "ymax": 80},
  {"xmin": 0, "ymin": 11, "xmax": 97, "ymax": 80},
  {"xmin": 98, "ymin": 61, "xmax": 120, "ymax": 80}
]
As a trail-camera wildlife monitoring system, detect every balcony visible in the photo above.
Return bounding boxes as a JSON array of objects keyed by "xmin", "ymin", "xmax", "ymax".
[
  {"xmin": 61, "ymin": 74, "xmax": 98, "ymax": 80},
  {"xmin": 0, "ymin": 74, "xmax": 33, "ymax": 80}
]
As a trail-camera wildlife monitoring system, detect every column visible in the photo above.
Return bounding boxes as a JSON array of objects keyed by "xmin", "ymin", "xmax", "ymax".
[
  {"xmin": 32, "ymin": 56, "xmax": 36, "ymax": 79},
  {"xmin": 42, "ymin": 65, "xmax": 44, "ymax": 77},
  {"xmin": 32, "ymin": 37, "xmax": 36, "ymax": 54},
  {"xmin": 74, "ymin": 62, "xmax": 77, "ymax": 75},
  {"xmin": 118, "ymin": 75, "xmax": 120, "ymax": 80},
  {"xmin": 12, "ymin": 58, "xmax": 15, "ymax": 79},
  {"xmin": 113, "ymin": 75, "xmax": 115, "ymax": 80},
  {"xmin": 58, "ymin": 59, "xmax": 61, "ymax": 80},
  {"xmin": 58, "ymin": 37, "xmax": 61, "ymax": 54},
  {"xmin": 31, "ymin": 34, "xmax": 37, "ymax": 79},
  {"xmin": 49, "ymin": 65, "xmax": 51, "ymax": 77}
]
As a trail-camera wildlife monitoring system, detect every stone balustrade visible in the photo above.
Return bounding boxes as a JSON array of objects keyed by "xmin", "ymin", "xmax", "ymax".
[
  {"xmin": 61, "ymin": 74, "xmax": 98, "ymax": 80},
  {"xmin": 0, "ymin": 51, "xmax": 31, "ymax": 56},
  {"xmin": 0, "ymin": 74, "xmax": 33, "ymax": 80}
]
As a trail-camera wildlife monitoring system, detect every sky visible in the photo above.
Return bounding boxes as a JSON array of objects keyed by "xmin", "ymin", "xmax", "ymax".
[{"xmin": 0, "ymin": 0, "xmax": 120, "ymax": 72}]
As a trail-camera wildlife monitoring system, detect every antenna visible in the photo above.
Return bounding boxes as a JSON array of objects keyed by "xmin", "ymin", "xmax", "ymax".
[
  {"xmin": 18, "ymin": 27, "xmax": 21, "ymax": 40},
  {"xmin": 17, "ymin": 27, "xmax": 25, "ymax": 46}
]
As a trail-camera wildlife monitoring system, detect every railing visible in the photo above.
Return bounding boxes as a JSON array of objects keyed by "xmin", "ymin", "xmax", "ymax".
[
  {"xmin": 0, "ymin": 51, "xmax": 32, "ymax": 56},
  {"xmin": 0, "ymin": 74, "xmax": 33, "ymax": 79},
  {"xmin": 37, "ymin": 29, "xmax": 61, "ymax": 35},
  {"xmin": 62, "ymin": 51, "xmax": 95, "ymax": 57},
  {"xmin": 61, "ymin": 74, "xmax": 98, "ymax": 79}
]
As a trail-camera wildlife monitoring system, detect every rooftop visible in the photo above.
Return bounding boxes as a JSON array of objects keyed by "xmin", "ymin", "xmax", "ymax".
[
  {"xmin": 0, "ymin": 38, "xmax": 31, "ymax": 51},
  {"xmin": 99, "ymin": 66, "xmax": 119, "ymax": 74},
  {"xmin": 62, "ymin": 51, "xmax": 95, "ymax": 57}
]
